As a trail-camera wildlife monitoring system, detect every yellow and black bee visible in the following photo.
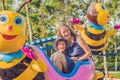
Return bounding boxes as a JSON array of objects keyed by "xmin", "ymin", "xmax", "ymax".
[
  {"xmin": 0, "ymin": 0, "xmax": 47, "ymax": 80},
  {"xmin": 74, "ymin": 2, "xmax": 117, "ymax": 53}
]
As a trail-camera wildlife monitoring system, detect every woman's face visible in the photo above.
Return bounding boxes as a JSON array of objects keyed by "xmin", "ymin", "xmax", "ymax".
[
  {"xmin": 57, "ymin": 41, "xmax": 66, "ymax": 53},
  {"xmin": 60, "ymin": 26, "xmax": 71, "ymax": 40}
]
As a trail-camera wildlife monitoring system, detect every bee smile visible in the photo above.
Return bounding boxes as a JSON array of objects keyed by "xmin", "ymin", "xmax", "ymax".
[{"xmin": 1, "ymin": 34, "xmax": 18, "ymax": 40}]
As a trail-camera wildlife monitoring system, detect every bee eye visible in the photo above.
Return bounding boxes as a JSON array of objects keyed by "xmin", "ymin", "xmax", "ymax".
[
  {"xmin": 101, "ymin": 5, "xmax": 105, "ymax": 10},
  {"xmin": 14, "ymin": 16, "xmax": 23, "ymax": 26},
  {"xmin": 0, "ymin": 14, "xmax": 8, "ymax": 24}
]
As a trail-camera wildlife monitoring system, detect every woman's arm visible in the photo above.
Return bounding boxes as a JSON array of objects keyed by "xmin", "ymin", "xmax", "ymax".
[{"xmin": 76, "ymin": 35, "xmax": 92, "ymax": 61}]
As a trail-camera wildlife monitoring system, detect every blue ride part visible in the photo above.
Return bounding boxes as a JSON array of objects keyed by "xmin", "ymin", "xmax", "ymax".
[
  {"xmin": 26, "ymin": 36, "xmax": 57, "ymax": 45},
  {"xmin": 92, "ymin": 52, "xmax": 117, "ymax": 56},
  {"xmin": 26, "ymin": 36, "xmax": 56, "ymax": 50},
  {"xmin": 0, "ymin": 50, "xmax": 23, "ymax": 62},
  {"xmin": 40, "ymin": 45, "xmax": 53, "ymax": 50},
  {"xmin": 40, "ymin": 47, "xmax": 90, "ymax": 77}
]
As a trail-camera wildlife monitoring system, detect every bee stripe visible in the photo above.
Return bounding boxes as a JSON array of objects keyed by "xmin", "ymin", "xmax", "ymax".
[
  {"xmin": 0, "ymin": 56, "xmax": 32, "ymax": 80},
  {"xmin": 88, "ymin": 40, "xmax": 108, "ymax": 52},
  {"xmin": 81, "ymin": 30, "xmax": 107, "ymax": 46},
  {"xmin": 90, "ymin": 45, "xmax": 107, "ymax": 52},
  {"xmin": 84, "ymin": 27, "xmax": 106, "ymax": 40},
  {"xmin": 86, "ymin": 24, "xmax": 104, "ymax": 34},
  {"xmin": 88, "ymin": 44, "xmax": 104, "ymax": 49}
]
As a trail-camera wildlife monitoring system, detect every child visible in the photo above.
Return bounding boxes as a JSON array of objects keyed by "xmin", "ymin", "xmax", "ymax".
[{"xmin": 50, "ymin": 37, "xmax": 68, "ymax": 73}]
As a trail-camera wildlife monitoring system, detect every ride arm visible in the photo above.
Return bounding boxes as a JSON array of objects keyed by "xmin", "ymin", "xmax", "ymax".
[
  {"xmin": 107, "ymin": 24, "xmax": 120, "ymax": 35},
  {"xmin": 73, "ymin": 18, "xmax": 84, "ymax": 31},
  {"xmin": 106, "ymin": 29, "xmax": 117, "ymax": 35},
  {"xmin": 21, "ymin": 45, "xmax": 47, "ymax": 72},
  {"xmin": 74, "ymin": 24, "xmax": 84, "ymax": 31}
]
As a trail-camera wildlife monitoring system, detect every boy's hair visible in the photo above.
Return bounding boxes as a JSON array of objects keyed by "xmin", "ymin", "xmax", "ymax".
[{"xmin": 53, "ymin": 37, "xmax": 68, "ymax": 50}]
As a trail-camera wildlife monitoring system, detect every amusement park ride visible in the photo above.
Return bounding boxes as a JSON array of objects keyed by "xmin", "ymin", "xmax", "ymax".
[
  {"xmin": 0, "ymin": 0, "xmax": 120, "ymax": 80},
  {"xmin": 73, "ymin": 2, "xmax": 119, "ymax": 53}
]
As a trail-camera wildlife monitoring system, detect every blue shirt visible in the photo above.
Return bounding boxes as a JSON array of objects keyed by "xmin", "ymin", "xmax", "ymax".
[
  {"xmin": 66, "ymin": 37, "xmax": 85, "ymax": 58},
  {"xmin": 65, "ymin": 36, "xmax": 85, "ymax": 73}
]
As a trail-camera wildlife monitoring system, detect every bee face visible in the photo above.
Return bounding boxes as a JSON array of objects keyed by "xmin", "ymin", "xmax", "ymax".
[
  {"xmin": 95, "ymin": 3, "xmax": 109, "ymax": 26},
  {"xmin": 0, "ymin": 11, "xmax": 26, "ymax": 53},
  {"xmin": 87, "ymin": 3, "xmax": 109, "ymax": 26}
]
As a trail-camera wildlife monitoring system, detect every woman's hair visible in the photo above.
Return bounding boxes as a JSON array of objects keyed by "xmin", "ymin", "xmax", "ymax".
[{"xmin": 57, "ymin": 23, "xmax": 77, "ymax": 37}]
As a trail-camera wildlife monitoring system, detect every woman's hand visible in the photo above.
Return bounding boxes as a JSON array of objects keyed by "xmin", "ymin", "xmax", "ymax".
[{"xmin": 71, "ymin": 57, "xmax": 79, "ymax": 63}]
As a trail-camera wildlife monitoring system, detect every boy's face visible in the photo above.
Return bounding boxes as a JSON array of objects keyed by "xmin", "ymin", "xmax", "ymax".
[{"xmin": 57, "ymin": 40, "xmax": 66, "ymax": 53}]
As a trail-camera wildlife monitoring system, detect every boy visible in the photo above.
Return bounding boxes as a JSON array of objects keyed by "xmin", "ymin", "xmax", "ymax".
[{"xmin": 50, "ymin": 37, "xmax": 68, "ymax": 73}]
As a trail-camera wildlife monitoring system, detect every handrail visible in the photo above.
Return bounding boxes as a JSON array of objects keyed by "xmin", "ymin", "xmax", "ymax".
[
  {"xmin": 26, "ymin": 36, "xmax": 56, "ymax": 50},
  {"xmin": 26, "ymin": 36, "xmax": 57, "ymax": 45},
  {"xmin": 26, "ymin": 36, "xmax": 119, "ymax": 56}
]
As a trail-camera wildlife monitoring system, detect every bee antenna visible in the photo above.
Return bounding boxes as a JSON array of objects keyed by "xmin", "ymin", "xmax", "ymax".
[
  {"xmin": 94, "ymin": 0, "xmax": 97, "ymax": 3},
  {"xmin": 2, "ymin": 0, "xmax": 5, "ymax": 10},
  {"xmin": 99, "ymin": 0, "xmax": 104, "ymax": 3},
  {"xmin": 17, "ymin": 0, "xmax": 32, "ymax": 13}
]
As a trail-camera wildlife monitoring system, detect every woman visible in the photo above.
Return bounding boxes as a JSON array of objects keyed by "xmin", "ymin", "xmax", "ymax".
[{"xmin": 57, "ymin": 23, "xmax": 92, "ymax": 73}]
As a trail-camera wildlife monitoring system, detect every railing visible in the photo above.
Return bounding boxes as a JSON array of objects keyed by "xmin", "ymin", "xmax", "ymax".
[
  {"xmin": 26, "ymin": 35, "xmax": 119, "ymax": 56},
  {"xmin": 26, "ymin": 36, "xmax": 120, "ymax": 56},
  {"xmin": 26, "ymin": 36, "xmax": 57, "ymax": 51}
]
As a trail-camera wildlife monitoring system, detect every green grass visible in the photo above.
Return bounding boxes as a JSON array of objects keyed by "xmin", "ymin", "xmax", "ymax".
[{"xmin": 109, "ymin": 73, "xmax": 120, "ymax": 78}]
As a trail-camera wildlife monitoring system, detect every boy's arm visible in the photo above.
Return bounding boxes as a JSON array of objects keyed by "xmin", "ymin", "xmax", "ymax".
[
  {"xmin": 50, "ymin": 53, "xmax": 56, "ymax": 62},
  {"xmin": 62, "ymin": 58, "xmax": 67, "ymax": 73}
]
